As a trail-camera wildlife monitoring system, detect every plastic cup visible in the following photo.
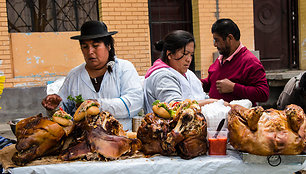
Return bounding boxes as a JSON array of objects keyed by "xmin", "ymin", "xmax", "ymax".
[{"xmin": 207, "ymin": 128, "xmax": 228, "ymax": 155}]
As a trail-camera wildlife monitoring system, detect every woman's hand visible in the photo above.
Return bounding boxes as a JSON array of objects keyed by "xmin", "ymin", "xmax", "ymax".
[{"xmin": 41, "ymin": 94, "xmax": 62, "ymax": 111}]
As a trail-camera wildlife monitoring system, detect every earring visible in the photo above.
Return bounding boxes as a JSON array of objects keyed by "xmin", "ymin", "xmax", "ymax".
[{"xmin": 107, "ymin": 61, "xmax": 115, "ymax": 68}]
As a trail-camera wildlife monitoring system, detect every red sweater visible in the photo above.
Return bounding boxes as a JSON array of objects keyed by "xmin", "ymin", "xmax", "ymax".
[{"xmin": 201, "ymin": 47, "xmax": 269, "ymax": 106}]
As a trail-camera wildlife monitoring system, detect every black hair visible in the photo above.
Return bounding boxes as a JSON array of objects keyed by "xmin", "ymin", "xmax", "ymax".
[
  {"xmin": 211, "ymin": 18, "xmax": 240, "ymax": 41},
  {"xmin": 300, "ymin": 72, "xmax": 306, "ymax": 92},
  {"xmin": 154, "ymin": 30, "xmax": 195, "ymax": 64},
  {"xmin": 80, "ymin": 35, "xmax": 115, "ymax": 73}
]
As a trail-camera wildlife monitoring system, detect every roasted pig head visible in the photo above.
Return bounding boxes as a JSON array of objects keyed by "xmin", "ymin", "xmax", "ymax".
[
  {"xmin": 228, "ymin": 104, "xmax": 306, "ymax": 155},
  {"xmin": 175, "ymin": 111, "xmax": 207, "ymax": 159},
  {"xmin": 164, "ymin": 101, "xmax": 207, "ymax": 159},
  {"xmin": 60, "ymin": 102, "xmax": 141, "ymax": 161},
  {"xmin": 138, "ymin": 100, "xmax": 208, "ymax": 159},
  {"xmin": 137, "ymin": 113, "xmax": 173, "ymax": 155},
  {"xmin": 12, "ymin": 114, "xmax": 66, "ymax": 165}
]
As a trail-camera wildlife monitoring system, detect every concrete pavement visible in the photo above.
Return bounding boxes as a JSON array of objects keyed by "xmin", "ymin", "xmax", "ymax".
[{"xmin": 0, "ymin": 123, "xmax": 15, "ymax": 140}]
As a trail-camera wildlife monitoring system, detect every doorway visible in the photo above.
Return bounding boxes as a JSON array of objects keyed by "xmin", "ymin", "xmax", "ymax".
[
  {"xmin": 148, "ymin": 0, "xmax": 194, "ymax": 71},
  {"xmin": 254, "ymin": 0, "xmax": 298, "ymax": 70}
]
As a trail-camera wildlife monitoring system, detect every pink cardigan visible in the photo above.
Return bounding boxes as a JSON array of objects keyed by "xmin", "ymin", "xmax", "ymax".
[{"xmin": 201, "ymin": 47, "xmax": 269, "ymax": 106}]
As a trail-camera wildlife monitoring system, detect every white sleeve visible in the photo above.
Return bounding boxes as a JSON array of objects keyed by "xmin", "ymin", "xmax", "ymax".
[
  {"xmin": 57, "ymin": 74, "xmax": 77, "ymax": 115},
  {"xmin": 99, "ymin": 61, "xmax": 143, "ymax": 118},
  {"xmin": 152, "ymin": 70, "xmax": 183, "ymax": 103}
]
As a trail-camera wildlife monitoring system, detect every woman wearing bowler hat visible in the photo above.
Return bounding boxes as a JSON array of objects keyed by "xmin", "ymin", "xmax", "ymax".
[{"xmin": 42, "ymin": 21, "xmax": 143, "ymax": 128}]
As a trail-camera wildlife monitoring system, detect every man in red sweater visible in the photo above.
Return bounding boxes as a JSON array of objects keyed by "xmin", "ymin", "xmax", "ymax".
[{"xmin": 201, "ymin": 19, "xmax": 269, "ymax": 106}]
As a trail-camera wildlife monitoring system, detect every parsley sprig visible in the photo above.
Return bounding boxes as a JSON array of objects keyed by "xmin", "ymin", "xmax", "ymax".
[{"xmin": 68, "ymin": 94, "xmax": 84, "ymax": 106}]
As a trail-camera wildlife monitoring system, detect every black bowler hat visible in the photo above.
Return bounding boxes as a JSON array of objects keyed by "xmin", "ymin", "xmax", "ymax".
[{"xmin": 71, "ymin": 21, "xmax": 118, "ymax": 40}]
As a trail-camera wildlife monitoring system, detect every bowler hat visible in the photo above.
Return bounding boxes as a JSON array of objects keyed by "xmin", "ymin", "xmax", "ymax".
[{"xmin": 71, "ymin": 21, "xmax": 118, "ymax": 40}]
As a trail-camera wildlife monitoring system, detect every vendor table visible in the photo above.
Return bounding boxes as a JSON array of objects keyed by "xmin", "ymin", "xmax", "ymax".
[{"xmin": 5, "ymin": 150, "xmax": 306, "ymax": 174}]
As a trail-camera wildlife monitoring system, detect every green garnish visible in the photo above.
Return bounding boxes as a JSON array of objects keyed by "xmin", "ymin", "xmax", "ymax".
[
  {"xmin": 53, "ymin": 114, "xmax": 72, "ymax": 120},
  {"xmin": 68, "ymin": 94, "xmax": 85, "ymax": 106},
  {"xmin": 182, "ymin": 103, "xmax": 191, "ymax": 110},
  {"xmin": 159, "ymin": 103, "xmax": 168, "ymax": 109},
  {"xmin": 158, "ymin": 103, "xmax": 175, "ymax": 117},
  {"xmin": 169, "ymin": 110, "xmax": 176, "ymax": 117},
  {"xmin": 152, "ymin": 100, "xmax": 160, "ymax": 106},
  {"xmin": 90, "ymin": 103, "xmax": 98, "ymax": 107}
]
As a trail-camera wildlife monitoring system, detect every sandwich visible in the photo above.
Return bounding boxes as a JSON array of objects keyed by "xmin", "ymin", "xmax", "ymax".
[
  {"xmin": 152, "ymin": 100, "xmax": 181, "ymax": 119},
  {"xmin": 74, "ymin": 99, "xmax": 100, "ymax": 122},
  {"xmin": 52, "ymin": 107, "xmax": 73, "ymax": 127}
]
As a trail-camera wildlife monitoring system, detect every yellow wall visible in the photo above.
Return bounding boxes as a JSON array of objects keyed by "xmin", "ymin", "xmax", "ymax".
[
  {"xmin": 195, "ymin": 0, "xmax": 254, "ymax": 78},
  {"xmin": 299, "ymin": 0, "xmax": 306, "ymax": 69},
  {"xmin": 11, "ymin": 32, "xmax": 83, "ymax": 80},
  {"xmin": 192, "ymin": 0, "xmax": 201, "ymax": 72},
  {"xmin": 0, "ymin": 0, "xmax": 12, "ymax": 87},
  {"xmin": 99, "ymin": 0, "xmax": 151, "ymax": 76}
]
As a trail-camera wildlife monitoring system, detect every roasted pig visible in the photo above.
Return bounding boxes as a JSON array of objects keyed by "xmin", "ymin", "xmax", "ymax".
[
  {"xmin": 12, "ymin": 114, "xmax": 66, "ymax": 165},
  {"xmin": 228, "ymin": 104, "xmax": 306, "ymax": 155}
]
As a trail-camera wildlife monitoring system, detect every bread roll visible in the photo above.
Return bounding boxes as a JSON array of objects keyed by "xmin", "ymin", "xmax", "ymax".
[
  {"xmin": 74, "ymin": 100, "xmax": 100, "ymax": 122},
  {"xmin": 152, "ymin": 105, "xmax": 171, "ymax": 119},
  {"xmin": 52, "ymin": 116, "xmax": 72, "ymax": 127}
]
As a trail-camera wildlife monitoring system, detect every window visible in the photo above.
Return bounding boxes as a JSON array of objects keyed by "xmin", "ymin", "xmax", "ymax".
[{"xmin": 6, "ymin": 0, "xmax": 99, "ymax": 33}]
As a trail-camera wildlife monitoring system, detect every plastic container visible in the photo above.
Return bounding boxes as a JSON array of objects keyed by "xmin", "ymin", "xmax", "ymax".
[
  {"xmin": 207, "ymin": 128, "xmax": 228, "ymax": 155},
  {"xmin": 132, "ymin": 116, "xmax": 143, "ymax": 132}
]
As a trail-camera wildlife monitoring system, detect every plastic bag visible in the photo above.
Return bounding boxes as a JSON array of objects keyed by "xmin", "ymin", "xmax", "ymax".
[{"xmin": 201, "ymin": 100, "xmax": 231, "ymax": 130}]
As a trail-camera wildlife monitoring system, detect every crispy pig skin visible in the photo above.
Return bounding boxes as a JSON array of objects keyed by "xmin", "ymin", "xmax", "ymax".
[
  {"xmin": 228, "ymin": 104, "xmax": 306, "ymax": 155},
  {"xmin": 137, "ymin": 101, "xmax": 208, "ymax": 159},
  {"xmin": 12, "ymin": 114, "xmax": 65, "ymax": 165},
  {"xmin": 88, "ymin": 126, "xmax": 141, "ymax": 159},
  {"xmin": 60, "ymin": 111, "xmax": 142, "ymax": 160}
]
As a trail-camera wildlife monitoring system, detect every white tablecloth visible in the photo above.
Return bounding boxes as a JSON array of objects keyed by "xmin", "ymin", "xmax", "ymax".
[{"xmin": 7, "ymin": 150, "xmax": 305, "ymax": 174}]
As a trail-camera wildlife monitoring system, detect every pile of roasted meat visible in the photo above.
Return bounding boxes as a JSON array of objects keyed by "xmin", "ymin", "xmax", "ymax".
[
  {"xmin": 12, "ymin": 100, "xmax": 141, "ymax": 165},
  {"xmin": 11, "ymin": 97, "xmax": 306, "ymax": 165},
  {"xmin": 228, "ymin": 104, "xmax": 306, "ymax": 155},
  {"xmin": 137, "ymin": 99, "xmax": 208, "ymax": 159}
]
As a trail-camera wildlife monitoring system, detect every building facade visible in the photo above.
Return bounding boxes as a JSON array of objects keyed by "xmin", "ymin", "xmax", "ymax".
[{"xmin": 0, "ymin": 0, "xmax": 305, "ymax": 88}]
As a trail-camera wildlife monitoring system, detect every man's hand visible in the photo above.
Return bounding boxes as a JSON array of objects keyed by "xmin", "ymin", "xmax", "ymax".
[
  {"xmin": 216, "ymin": 78, "xmax": 235, "ymax": 94},
  {"xmin": 42, "ymin": 94, "xmax": 62, "ymax": 111}
]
